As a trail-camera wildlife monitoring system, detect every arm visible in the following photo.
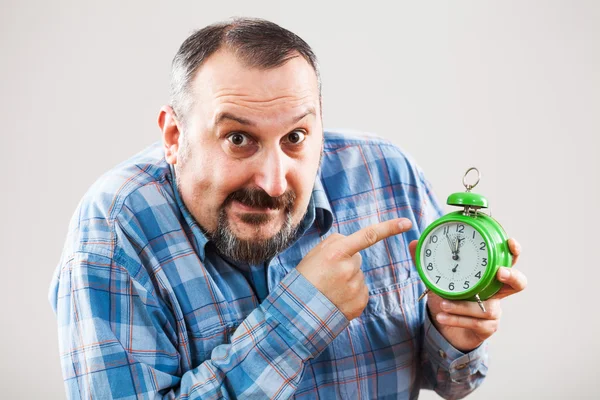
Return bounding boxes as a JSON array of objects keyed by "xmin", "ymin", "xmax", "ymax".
[
  {"xmin": 51, "ymin": 252, "xmax": 348, "ymax": 399},
  {"xmin": 419, "ymin": 308, "xmax": 488, "ymax": 399},
  {"xmin": 413, "ymin": 239, "xmax": 527, "ymax": 399},
  {"xmin": 379, "ymin": 148, "xmax": 527, "ymax": 397}
]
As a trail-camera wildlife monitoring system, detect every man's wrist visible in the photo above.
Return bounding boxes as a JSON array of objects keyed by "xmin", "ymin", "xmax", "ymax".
[
  {"xmin": 426, "ymin": 304, "xmax": 483, "ymax": 352},
  {"xmin": 423, "ymin": 307, "xmax": 488, "ymax": 380}
]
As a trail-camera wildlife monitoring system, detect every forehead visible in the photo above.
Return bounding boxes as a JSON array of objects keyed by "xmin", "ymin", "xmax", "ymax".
[{"xmin": 190, "ymin": 49, "xmax": 320, "ymax": 117}]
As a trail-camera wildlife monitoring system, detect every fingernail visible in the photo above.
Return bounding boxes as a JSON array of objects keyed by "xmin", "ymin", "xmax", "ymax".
[
  {"xmin": 399, "ymin": 219, "xmax": 411, "ymax": 230},
  {"xmin": 499, "ymin": 268, "xmax": 510, "ymax": 281},
  {"xmin": 436, "ymin": 313, "xmax": 448, "ymax": 323},
  {"xmin": 441, "ymin": 300, "xmax": 453, "ymax": 311}
]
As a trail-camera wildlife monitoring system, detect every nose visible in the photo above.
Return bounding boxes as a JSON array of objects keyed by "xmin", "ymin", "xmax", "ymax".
[{"xmin": 253, "ymin": 147, "xmax": 288, "ymax": 198}]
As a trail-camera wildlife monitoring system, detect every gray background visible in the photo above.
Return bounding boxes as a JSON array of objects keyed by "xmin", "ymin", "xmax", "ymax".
[{"xmin": 1, "ymin": 0, "xmax": 599, "ymax": 398}]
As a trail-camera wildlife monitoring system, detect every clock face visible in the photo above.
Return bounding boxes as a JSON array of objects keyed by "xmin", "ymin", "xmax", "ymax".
[{"xmin": 419, "ymin": 221, "xmax": 490, "ymax": 294}]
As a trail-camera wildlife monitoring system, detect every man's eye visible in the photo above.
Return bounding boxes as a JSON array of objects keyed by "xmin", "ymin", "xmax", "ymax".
[
  {"xmin": 227, "ymin": 133, "xmax": 249, "ymax": 146},
  {"xmin": 287, "ymin": 130, "xmax": 306, "ymax": 144}
]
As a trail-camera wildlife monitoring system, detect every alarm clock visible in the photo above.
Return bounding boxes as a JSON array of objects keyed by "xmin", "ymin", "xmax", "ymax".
[{"xmin": 415, "ymin": 168, "xmax": 512, "ymax": 312}]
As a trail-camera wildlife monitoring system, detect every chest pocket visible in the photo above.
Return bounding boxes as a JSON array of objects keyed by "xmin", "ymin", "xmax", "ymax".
[
  {"xmin": 181, "ymin": 289, "xmax": 253, "ymax": 365},
  {"xmin": 315, "ymin": 277, "xmax": 424, "ymax": 397},
  {"xmin": 185, "ymin": 320, "xmax": 240, "ymax": 365},
  {"xmin": 334, "ymin": 276, "xmax": 422, "ymax": 355}
]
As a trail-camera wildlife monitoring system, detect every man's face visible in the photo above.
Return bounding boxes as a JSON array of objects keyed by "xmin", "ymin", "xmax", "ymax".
[{"xmin": 171, "ymin": 49, "xmax": 323, "ymax": 263}]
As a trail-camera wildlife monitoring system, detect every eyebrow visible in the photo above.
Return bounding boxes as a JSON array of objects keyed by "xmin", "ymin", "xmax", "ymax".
[
  {"xmin": 214, "ymin": 107, "xmax": 316, "ymax": 127},
  {"xmin": 215, "ymin": 112, "xmax": 255, "ymax": 126}
]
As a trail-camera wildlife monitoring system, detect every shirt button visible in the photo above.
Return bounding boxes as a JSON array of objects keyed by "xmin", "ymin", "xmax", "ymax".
[
  {"xmin": 456, "ymin": 363, "xmax": 467, "ymax": 370},
  {"xmin": 438, "ymin": 350, "xmax": 446, "ymax": 359}
]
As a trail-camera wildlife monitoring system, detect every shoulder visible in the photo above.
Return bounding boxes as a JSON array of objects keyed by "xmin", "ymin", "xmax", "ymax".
[
  {"xmin": 81, "ymin": 141, "xmax": 172, "ymax": 217},
  {"xmin": 61, "ymin": 141, "xmax": 175, "ymax": 259},
  {"xmin": 321, "ymin": 129, "xmax": 428, "ymax": 190},
  {"xmin": 51, "ymin": 142, "xmax": 183, "ymax": 310},
  {"xmin": 323, "ymin": 129, "xmax": 396, "ymax": 149}
]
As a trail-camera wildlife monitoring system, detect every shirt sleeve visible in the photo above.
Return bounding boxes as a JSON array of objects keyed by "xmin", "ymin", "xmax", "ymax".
[
  {"xmin": 420, "ymin": 308, "xmax": 488, "ymax": 399},
  {"xmin": 50, "ymin": 252, "xmax": 349, "ymax": 399}
]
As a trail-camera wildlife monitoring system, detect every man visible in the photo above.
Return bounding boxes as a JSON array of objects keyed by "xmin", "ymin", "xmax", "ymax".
[{"xmin": 50, "ymin": 18, "xmax": 526, "ymax": 399}]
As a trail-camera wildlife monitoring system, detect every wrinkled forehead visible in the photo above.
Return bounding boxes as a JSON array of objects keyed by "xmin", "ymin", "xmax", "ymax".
[{"xmin": 190, "ymin": 49, "xmax": 321, "ymax": 122}]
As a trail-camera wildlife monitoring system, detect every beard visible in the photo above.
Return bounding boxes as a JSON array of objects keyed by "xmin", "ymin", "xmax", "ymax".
[{"xmin": 206, "ymin": 187, "xmax": 302, "ymax": 264}]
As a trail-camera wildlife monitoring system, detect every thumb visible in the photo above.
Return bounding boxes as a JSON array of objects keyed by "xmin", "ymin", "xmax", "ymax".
[{"xmin": 409, "ymin": 240, "xmax": 418, "ymax": 262}]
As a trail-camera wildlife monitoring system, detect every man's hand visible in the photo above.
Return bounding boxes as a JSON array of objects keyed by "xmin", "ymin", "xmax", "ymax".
[
  {"xmin": 409, "ymin": 238, "xmax": 527, "ymax": 352},
  {"xmin": 296, "ymin": 218, "xmax": 413, "ymax": 320}
]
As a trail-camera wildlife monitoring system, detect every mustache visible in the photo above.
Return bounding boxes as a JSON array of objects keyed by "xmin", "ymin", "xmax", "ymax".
[{"xmin": 224, "ymin": 187, "xmax": 296, "ymax": 210}]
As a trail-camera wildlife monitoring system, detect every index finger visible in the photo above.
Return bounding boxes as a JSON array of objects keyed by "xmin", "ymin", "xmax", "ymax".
[{"xmin": 340, "ymin": 218, "xmax": 413, "ymax": 256}]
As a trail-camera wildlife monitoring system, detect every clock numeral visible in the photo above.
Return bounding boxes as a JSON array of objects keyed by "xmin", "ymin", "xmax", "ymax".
[
  {"xmin": 472, "ymin": 230, "xmax": 476, "ymax": 239},
  {"xmin": 449, "ymin": 282, "xmax": 455, "ymax": 291},
  {"xmin": 430, "ymin": 235, "xmax": 438, "ymax": 244},
  {"xmin": 435, "ymin": 276, "xmax": 441, "ymax": 284},
  {"xmin": 426, "ymin": 263, "xmax": 433, "ymax": 271},
  {"xmin": 456, "ymin": 224, "xmax": 465, "ymax": 233},
  {"xmin": 426, "ymin": 249, "xmax": 432, "ymax": 257},
  {"xmin": 443, "ymin": 225, "xmax": 449, "ymax": 235},
  {"xmin": 482, "ymin": 258, "xmax": 487, "ymax": 267},
  {"xmin": 475, "ymin": 271, "xmax": 482, "ymax": 279},
  {"xmin": 463, "ymin": 281, "xmax": 470, "ymax": 289},
  {"xmin": 480, "ymin": 242, "xmax": 486, "ymax": 251}
]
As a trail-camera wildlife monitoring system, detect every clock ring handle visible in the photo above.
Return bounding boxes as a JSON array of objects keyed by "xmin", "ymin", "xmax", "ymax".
[{"xmin": 463, "ymin": 167, "xmax": 481, "ymax": 192}]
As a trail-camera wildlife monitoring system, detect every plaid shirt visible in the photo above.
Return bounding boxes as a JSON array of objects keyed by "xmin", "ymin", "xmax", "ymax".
[{"xmin": 50, "ymin": 131, "xmax": 487, "ymax": 399}]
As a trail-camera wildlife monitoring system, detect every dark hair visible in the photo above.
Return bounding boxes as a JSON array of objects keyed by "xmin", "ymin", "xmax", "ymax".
[{"xmin": 170, "ymin": 17, "xmax": 321, "ymax": 122}]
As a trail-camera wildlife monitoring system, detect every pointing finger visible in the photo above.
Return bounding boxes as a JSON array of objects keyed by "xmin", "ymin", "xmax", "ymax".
[{"xmin": 340, "ymin": 218, "xmax": 412, "ymax": 256}]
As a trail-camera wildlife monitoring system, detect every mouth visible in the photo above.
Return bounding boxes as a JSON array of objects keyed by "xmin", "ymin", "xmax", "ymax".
[
  {"xmin": 230, "ymin": 200, "xmax": 279, "ymax": 214},
  {"xmin": 226, "ymin": 200, "xmax": 283, "ymax": 227}
]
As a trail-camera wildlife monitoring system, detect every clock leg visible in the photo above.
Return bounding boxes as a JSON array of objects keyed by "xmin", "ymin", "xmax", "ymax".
[
  {"xmin": 418, "ymin": 288, "xmax": 430, "ymax": 302},
  {"xmin": 475, "ymin": 294, "xmax": 486, "ymax": 313}
]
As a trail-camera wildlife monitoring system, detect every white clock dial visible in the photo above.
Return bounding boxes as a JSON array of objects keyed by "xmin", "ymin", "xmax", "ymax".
[{"xmin": 419, "ymin": 222, "xmax": 489, "ymax": 294}]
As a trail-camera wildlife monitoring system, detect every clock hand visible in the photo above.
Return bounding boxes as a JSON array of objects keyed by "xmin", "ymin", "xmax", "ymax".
[
  {"xmin": 453, "ymin": 236, "xmax": 460, "ymax": 260},
  {"xmin": 446, "ymin": 234, "xmax": 454, "ymax": 253},
  {"xmin": 446, "ymin": 234, "xmax": 459, "ymax": 260},
  {"xmin": 455, "ymin": 237, "xmax": 464, "ymax": 254},
  {"xmin": 452, "ymin": 263, "xmax": 459, "ymax": 273}
]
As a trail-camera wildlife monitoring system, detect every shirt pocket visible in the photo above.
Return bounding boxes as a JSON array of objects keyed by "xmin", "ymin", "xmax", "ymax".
[
  {"xmin": 361, "ymin": 276, "xmax": 423, "ymax": 338},
  {"xmin": 185, "ymin": 319, "xmax": 242, "ymax": 366},
  {"xmin": 328, "ymin": 277, "xmax": 423, "ymax": 398}
]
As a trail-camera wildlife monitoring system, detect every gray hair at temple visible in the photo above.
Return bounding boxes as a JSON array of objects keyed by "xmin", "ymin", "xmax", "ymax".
[{"xmin": 169, "ymin": 17, "xmax": 322, "ymax": 126}]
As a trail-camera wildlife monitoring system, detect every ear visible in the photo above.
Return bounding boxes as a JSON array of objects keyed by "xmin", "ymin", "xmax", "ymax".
[{"xmin": 158, "ymin": 105, "xmax": 181, "ymax": 165}]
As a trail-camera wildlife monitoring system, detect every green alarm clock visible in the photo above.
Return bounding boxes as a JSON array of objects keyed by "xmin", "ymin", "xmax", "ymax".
[{"xmin": 415, "ymin": 167, "xmax": 512, "ymax": 312}]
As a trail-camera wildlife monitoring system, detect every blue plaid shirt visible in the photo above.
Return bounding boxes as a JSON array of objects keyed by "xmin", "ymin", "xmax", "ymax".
[{"xmin": 50, "ymin": 131, "xmax": 488, "ymax": 399}]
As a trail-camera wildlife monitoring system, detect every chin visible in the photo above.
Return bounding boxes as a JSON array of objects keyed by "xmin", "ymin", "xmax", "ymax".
[{"xmin": 231, "ymin": 220, "xmax": 283, "ymax": 241}]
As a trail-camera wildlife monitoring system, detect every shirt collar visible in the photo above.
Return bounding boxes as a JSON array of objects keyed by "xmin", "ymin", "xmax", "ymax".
[
  {"xmin": 168, "ymin": 164, "xmax": 333, "ymax": 263},
  {"xmin": 311, "ymin": 168, "xmax": 334, "ymax": 235}
]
